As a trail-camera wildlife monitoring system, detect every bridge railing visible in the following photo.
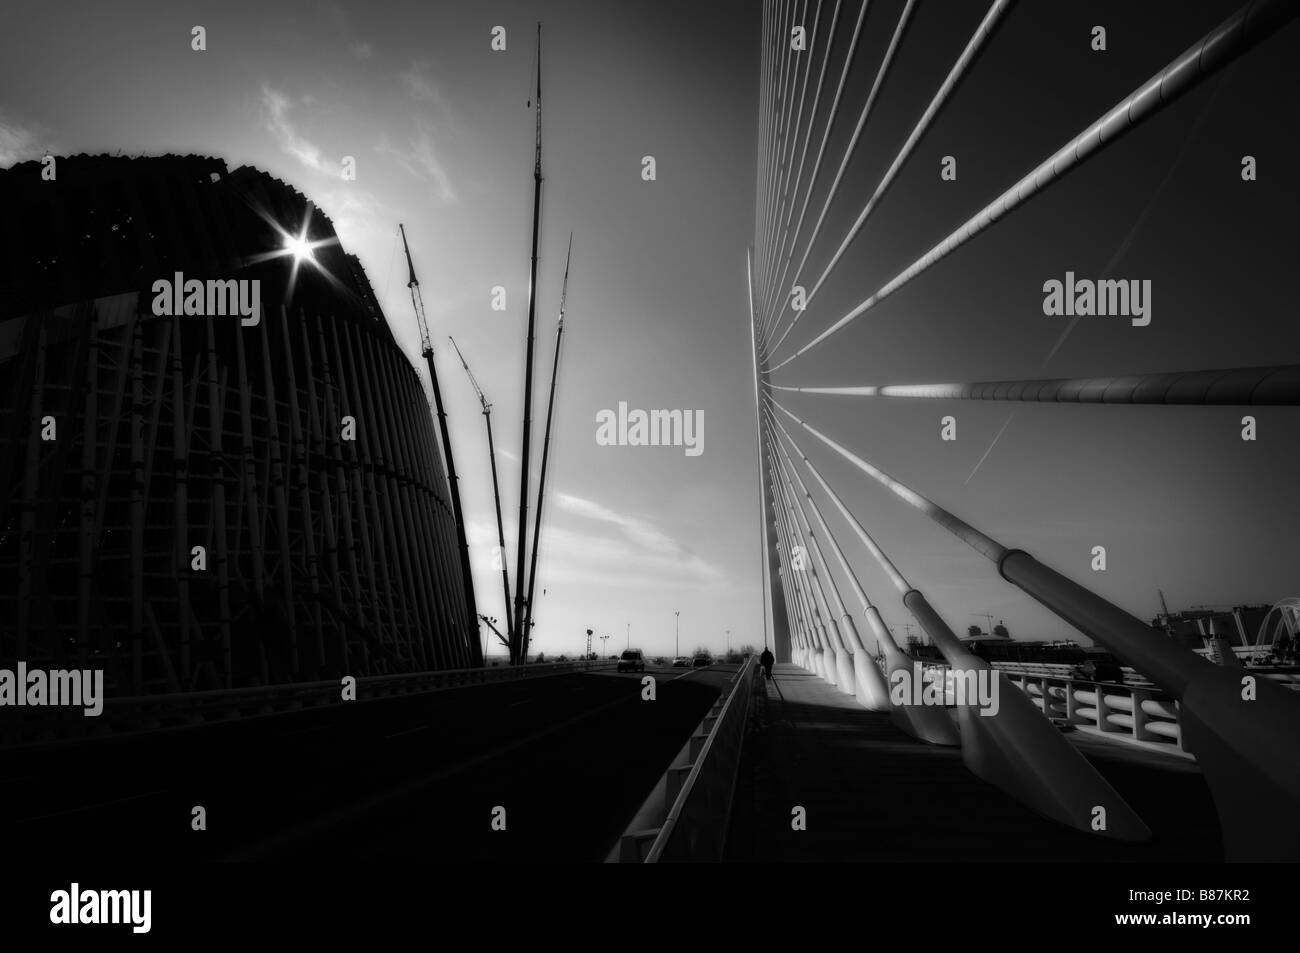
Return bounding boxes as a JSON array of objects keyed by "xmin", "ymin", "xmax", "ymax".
[
  {"xmin": 1009, "ymin": 673, "xmax": 1184, "ymax": 750},
  {"xmin": 612, "ymin": 658, "xmax": 759, "ymax": 863},
  {"xmin": 913, "ymin": 660, "xmax": 1184, "ymax": 751},
  {"xmin": 0, "ymin": 658, "xmax": 618, "ymax": 746}
]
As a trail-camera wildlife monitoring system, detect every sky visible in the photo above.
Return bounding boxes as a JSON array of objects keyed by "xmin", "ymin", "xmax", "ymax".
[
  {"xmin": 0, "ymin": 0, "xmax": 764, "ymax": 660},
  {"xmin": 754, "ymin": 0, "xmax": 1300, "ymax": 648},
  {"xmin": 1, "ymin": 0, "xmax": 1296, "ymax": 659}
]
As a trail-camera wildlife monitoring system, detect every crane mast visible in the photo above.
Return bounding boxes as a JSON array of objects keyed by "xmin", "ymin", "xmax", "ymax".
[
  {"xmin": 522, "ymin": 234, "xmax": 572, "ymax": 659},
  {"xmin": 400, "ymin": 223, "xmax": 481, "ymax": 666},
  {"xmin": 450, "ymin": 336, "xmax": 515, "ymax": 651},
  {"xmin": 512, "ymin": 22, "xmax": 544, "ymax": 663}
]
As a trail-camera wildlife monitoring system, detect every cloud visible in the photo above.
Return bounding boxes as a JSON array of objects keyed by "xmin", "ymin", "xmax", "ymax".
[
  {"xmin": 324, "ymin": 1, "xmax": 374, "ymax": 60},
  {"xmin": 376, "ymin": 119, "xmax": 456, "ymax": 202},
  {"xmin": 260, "ymin": 84, "xmax": 331, "ymax": 174},
  {"xmin": 463, "ymin": 472, "xmax": 726, "ymax": 591},
  {"xmin": 0, "ymin": 115, "xmax": 47, "ymax": 167},
  {"xmin": 550, "ymin": 491, "xmax": 726, "ymax": 585},
  {"xmin": 374, "ymin": 61, "xmax": 458, "ymax": 201},
  {"xmin": 554, "ymin": 492, "xmax": 679, "ymax": 555},
  {"xmin": 467, "ymin": 513, "xmax": 724, "ymax": 592},
  {"xmin": 309, "ymin": 183, "xmax": 393, "ymax": 252},
  {"xmin": 399, "ymin": 61, "xmax": 447, "ymax": 107}
]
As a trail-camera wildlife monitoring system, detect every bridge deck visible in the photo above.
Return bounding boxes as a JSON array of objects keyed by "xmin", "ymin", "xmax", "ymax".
[
  {"xmin": 1, "ymin": 669, "xmax": 722, "ymax": 863},
  {"xmin": 724, "ymin": 665, "xmax": 1223, "ymax": 862}
]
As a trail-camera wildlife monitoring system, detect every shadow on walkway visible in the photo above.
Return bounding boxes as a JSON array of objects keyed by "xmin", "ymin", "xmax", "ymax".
[{"xmin": 726, "ymin": 665, "xmax": 1222, "ymax": 862}]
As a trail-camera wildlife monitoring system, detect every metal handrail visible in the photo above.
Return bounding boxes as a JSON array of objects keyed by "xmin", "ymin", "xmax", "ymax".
[{"xmin": 645, "ymin": 657, "xmax": 759, "ymax": 862}]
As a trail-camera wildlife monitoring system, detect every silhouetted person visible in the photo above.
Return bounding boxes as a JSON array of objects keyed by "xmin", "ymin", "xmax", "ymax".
[{"xmin": 760, "ymin": 647, "xmax": 775, "ymax": 680}]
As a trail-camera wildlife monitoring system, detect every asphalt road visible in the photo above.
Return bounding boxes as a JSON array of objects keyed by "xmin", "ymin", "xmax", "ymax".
[{"xmin": 0, "ymin": 665, "xmax": 723, "ymax": 862}]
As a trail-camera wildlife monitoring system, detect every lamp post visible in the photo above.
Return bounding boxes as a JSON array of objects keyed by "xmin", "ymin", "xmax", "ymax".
[
  {"xmin": 626, "ymin": 622, "xmax": 630, "ymax": 651},
  {"xmin": 600, "ymin": 634, "xmax": 610, "ymax": 658},
  {"xmin": 675, "ymin": 611, "xmax": 680, "ymax": 658},
  {"xmin": 726, "ymin": 628, "xmax": 731, "ymax": 656}
]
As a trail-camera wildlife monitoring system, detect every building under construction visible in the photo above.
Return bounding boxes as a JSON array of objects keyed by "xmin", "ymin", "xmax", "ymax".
[{"xmin": 0, "ymin": 154, "xmax": 482, "ymax": 700}]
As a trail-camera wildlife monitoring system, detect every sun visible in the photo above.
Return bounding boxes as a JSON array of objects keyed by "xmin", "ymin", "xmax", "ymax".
[
  {"xmin": 242, "ymin": 201, "xmax": 344, "ymax": 303},
  {"xmin": 284, "ymin": 231, "xmax": 316, "ymax": 264}
]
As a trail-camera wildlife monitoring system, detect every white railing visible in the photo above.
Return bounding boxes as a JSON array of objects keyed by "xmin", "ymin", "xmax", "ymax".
[
  {"xmin": 611, "ymin": 658, "xmax": 759, "ymax": 863},
  {"xmin": 915, "ymin": 661, "xmax": 1183, "ymax": 750},
  {"xmin": 904, "ymin": 658, "xmax": 1299, "ymax": 756}
]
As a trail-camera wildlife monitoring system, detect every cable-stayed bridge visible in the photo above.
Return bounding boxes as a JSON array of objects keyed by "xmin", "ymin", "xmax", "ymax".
[
  {"xmin": 744, "ymin": 0, "xmax": 1300, "ymax": 862},
  {"xmin": 1, "ymin": 0, "xmax": 1298, "ymax": 869}
]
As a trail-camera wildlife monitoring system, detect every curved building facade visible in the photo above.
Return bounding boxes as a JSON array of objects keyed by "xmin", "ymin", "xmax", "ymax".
[{"xmin": 0, "ymin": 155, "xmax": 481, "ymax": 698}]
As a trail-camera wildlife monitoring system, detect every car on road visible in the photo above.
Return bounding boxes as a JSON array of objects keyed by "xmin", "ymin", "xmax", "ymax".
[
  {"xmin": 617, "ymin": 649, "xmax": 646, "ymax": 673},
  {"xmin": 672, "ymin": 657, "xmax": 690, "ymax": 667},
  {"xmin": 692, "ymin": 656, "xmax": 711, "ymax": 668}
]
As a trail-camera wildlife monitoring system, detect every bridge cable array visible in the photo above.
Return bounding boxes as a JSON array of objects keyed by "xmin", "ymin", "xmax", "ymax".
[
  {"xmin": 758, "ymin": 0, "xmax": 837, "ymax": 340},
  {"xmin": 767, "ymin": 0, "xmax": 1002, "ymax": 357},
  {"xmin": 759, "ymin": 0, "xmax": 864, "ymax": 344},
  {"xmin": 748, "ymin": 0, "xmax": 1300, "ymax": 860},
  {"xmin": 762, "ymin": 0, "xmax": 1300, "ymax": 372},
  {"xmin": 766, "ymin": 399, "xmax": 1153, "ymax": 835},
  {"xmin": 770, "ymin": 365, "xmax": 1300, "ymax": 405}
]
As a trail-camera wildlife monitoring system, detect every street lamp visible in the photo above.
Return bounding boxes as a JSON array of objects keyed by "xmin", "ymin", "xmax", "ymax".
[
  {"xmin": 726, "ymin": 628, "xmax": 731, "ymax": 655},
  {"xmin": 675, "ymin": 610, "xmax": 680, "ymax": 658},
  {"xmin": 600, "ymin": 634, "xmax": 610, "ymax": 658},
  {"xmin": 626, "ymin": 622, "xmax": 631, "ymax": 651}
]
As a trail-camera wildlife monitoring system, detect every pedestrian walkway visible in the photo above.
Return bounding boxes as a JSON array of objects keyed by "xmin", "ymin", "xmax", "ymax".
[{"xmin": 724, "ymin": 664, "xmax": 1222, "ymax": 862}]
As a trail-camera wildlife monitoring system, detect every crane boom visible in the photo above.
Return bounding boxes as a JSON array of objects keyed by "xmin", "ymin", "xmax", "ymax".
[
  {"xmin": 512, "ymin": 21, "xmax": 544, "ymax": 664},
  {"xmin": 399, "ymin": 223, "xmax": 480, "ymax": 665},
  {"xmin": 449, "ymin": 336, "xmax": 514, "ymax": 648},
  {"xmin": 449, "ymin": 336, "xmax": 490, "ymax": 413},
  {"xmin": 522, "ymin": 233, "xmax": 572, "ymax": 654}
]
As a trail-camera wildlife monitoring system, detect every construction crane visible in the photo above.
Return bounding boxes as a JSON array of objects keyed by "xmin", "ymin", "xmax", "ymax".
[
  {"xmin": 522, "ymin": 233, "xmax": 573, "ymax": 659},
  {"xmin": 512, "ymin": 22, "xmax": 544, "ymax": 664},
  {"xmin": 450, "ymin": 335, "xmax": 514, "ymax": 652},
  {"xmin": 399, "ymin": 223, "xmax": 480, "ymax": 665}
]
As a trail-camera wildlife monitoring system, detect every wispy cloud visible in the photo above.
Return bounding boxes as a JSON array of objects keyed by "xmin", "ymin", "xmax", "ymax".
[
  {"xmin": 376, "ymin": 119, "xmax": 456, "ymax": 201},
  {"xmin": 550, "ymin": 491, "xmax": 726, "ymax": 585},
  {"xmin": 260, "ymin": 84, "xmax": 331, "ymax": 174},
  {"xmin": 554, "ymin": 492, "xmax": 679, "ymax": 555},
  {"xmin": 467, "ymin": 510, "xmax": 724, "ymax": 592},
  {"xmin": 324, "ymin": 1, "xmax": 374, "ymax": 61},
  {"xmin": 0, "ymin": 114, "xmax": 48, "ymax": 167},
  {"xmin": 465, "ymin": 482, "xmax": 728, "ymax": 590},
  {"xmin": 399, "ymin": 60, "xmax": 448, "ymax": 108},
  {"xmin": 309, "ymin": 183, "xmax": 392, "ymax": 252},
  {"xmin": 375, "ymin": 61, "xmax": 458, "ymax": 201}
]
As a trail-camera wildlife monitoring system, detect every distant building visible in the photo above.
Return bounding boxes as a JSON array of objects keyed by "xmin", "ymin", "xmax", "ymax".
[
  {"xmin": 0, "ymin": 155, "xmax": 480, "ymax": 698},
  {"xmin": 1151, "ymin": 603, "xmax": 1289, "ymax": 665},
  {"xmin": 1151, "ymin": 604, "xmax": 1270, "ymax": 648}
]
